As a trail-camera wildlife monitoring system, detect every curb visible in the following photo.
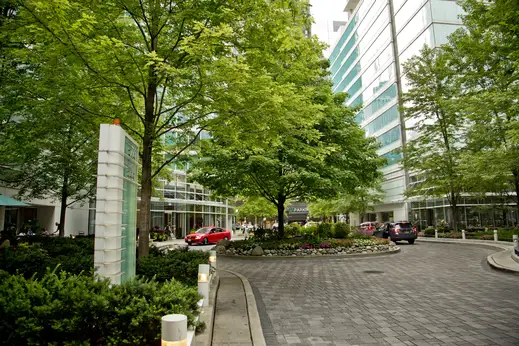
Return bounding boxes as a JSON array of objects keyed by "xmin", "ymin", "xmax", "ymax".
[
  {"xmin": 219, "ymin": 269, "xmax": 266, "ymax": 346},
  {"xmin": 217, "ymin": 247, "xmax": 401, "ymax": 260},
  {"xmin": 194, "ymin": 274, "xmax": 219, "ymax": 346},
  {"xmin": 417, "ymin": 238, "xmax": 519, "ymax": 274},
  {"xmin": 486, "ymin": 251, "xmax": 519, "ymax": 274}
]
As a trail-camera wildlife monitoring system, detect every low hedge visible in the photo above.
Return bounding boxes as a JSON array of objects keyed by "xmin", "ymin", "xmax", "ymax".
[
  {"xmin": 137, "ymin": 247, "xmax": 209, "ymax": 286},
  {"xmin": 333, "ymin": 222, "xmax": 350, "ymax": 239},
  {"xmin": 0, "ymin": 269, "xmax": 201, "ymax": 345},
  {"xmin": 226, "ymin": 237, "xmax": 389, "ymax": 251}
]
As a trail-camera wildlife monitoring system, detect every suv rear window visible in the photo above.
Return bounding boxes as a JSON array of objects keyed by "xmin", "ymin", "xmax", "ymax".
[{"xmin": 394, "ymin": 223, "xmax": 412, "ymax": 229}]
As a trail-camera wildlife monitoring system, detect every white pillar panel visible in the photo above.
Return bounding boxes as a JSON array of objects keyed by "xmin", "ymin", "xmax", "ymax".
[{"xmin": 94, "ymin": 124, "xmax": 139, "ymax": 285}]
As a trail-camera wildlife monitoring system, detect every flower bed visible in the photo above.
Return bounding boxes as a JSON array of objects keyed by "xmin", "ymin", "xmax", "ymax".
[{"xmin": 217, "ymin": 237, "xmax": 396, "ymax": 257}]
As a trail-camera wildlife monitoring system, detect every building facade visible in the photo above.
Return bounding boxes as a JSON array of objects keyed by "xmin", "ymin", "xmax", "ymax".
[{"xmin": 329, "ymin": 0, "xmax": 463, "ymax": 225}]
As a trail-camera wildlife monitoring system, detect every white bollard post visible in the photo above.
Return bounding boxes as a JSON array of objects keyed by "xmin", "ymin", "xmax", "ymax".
[
  {"xmin": 209, "ymin": 250, "xmax": 217, "ymax": 270},
  {"xmin": 435, "ymin": 229, "xmax": 438, "ymax": 239},
  {"xmin": 494, "ymin": 229, "xmax": 498, "ymax": 242},
  {"xmin": 462, "ymin": 230, "xmax": 466, "ymax": 240},
  {"xmin": 198, "ymin": 264, "xmax": 210, "ymax": 307},
  {"xmin": 161, "ymin": 314, "xmax": 187, "ymax": 346},
  {"xmin": 513, "ymin": 235, "xmax": 518, "ymax": 255}
]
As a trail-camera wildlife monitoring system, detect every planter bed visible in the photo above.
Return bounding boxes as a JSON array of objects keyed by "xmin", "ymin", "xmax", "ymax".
[{"xmin": 222, "ymin": 244, "xmax": 396, "ymax": 257}]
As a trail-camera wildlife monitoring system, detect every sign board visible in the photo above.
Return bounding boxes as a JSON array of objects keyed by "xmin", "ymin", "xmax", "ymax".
[{"xmin": 94, "ymin": 124, "xmax": 139, "ymax": 284}]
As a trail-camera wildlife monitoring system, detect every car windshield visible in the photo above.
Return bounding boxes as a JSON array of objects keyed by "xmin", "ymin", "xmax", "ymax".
[
  {"xmin": 195, "ymin": 228, "xmax": 211, "ymax": 234},
  {"xmin": 394, "ymin": 223, "xmax": 411, "ymax": 229}
]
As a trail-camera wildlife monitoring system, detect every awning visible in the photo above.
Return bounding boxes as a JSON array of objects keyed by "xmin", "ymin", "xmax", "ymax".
[{"xmin": 0, "ymin": 195, "xmax": 29, "ymax": 207}]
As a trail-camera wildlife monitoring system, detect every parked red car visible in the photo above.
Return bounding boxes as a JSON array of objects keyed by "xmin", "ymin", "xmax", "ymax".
[{"xmin": 185, "ymin": 227, "xmax": 231, "ymax": 246}]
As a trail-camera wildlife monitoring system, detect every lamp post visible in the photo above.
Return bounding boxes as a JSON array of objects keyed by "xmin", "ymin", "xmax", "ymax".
[
  {"xmin": 435, "ymin": 229, "xmax": 438, "ymax": 239},
  {"xmin": 462, "ymin": 230, "xmax": 465, "ymax": 240},
  {"xmin": 161, "ymin": 314, "xmax": 187, "ymax": 346},
  {"xmin": 209, "ymin": 250, "xmax": 216, "ymax": 270},
  {"xmin": 198, "ymin": 264, "xmax": 210, "ymax": 307},
  {"xmin": 494, "ymin": 229, "xmax": 498, "ymax": 242}
]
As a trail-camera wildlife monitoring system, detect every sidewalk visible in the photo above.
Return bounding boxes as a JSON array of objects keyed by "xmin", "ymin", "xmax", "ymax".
[
  {"xmin": 417, "ymin": 237, "xmax": 519, "ymax": 273},
  {"xmin": 212, "ymin": 271, "xmax": 253, "ymax": 346}
]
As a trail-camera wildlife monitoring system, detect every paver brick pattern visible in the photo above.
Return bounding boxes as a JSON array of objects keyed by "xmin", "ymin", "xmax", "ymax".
[{"xmin": 219, "ymin": 243, "xmax": 519, "ymax": 346}]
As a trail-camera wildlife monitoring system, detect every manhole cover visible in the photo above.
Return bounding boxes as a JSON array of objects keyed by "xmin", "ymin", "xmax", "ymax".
[{"xmin": 363, "ymin": 270, "xmax": 384, "ymax": 274}]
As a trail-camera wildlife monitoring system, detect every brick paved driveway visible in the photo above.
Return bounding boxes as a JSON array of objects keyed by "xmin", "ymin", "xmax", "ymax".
[{"xmin": 219, "ymin": 243, "xmax": 519, "ymax": 346}]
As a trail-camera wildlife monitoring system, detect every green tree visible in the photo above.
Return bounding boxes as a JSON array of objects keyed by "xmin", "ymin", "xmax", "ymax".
[
  {"xmin": 308, "ymin": 188, "xmax": 383, "ymax": 222},
  {"xmin": 402, "ymin": 45, "xmax": 466, "ymax": 231},
  {"xmin": 12, "ymin": 0, "xmax": 282, "ymax": 255},
  {"xmin": 191, "ymin": 7, "xmax": 383, "ymax": 238},
  {"xmin": 445, "ymin": 0, "xmax": 519, "ymax": 221},
  {"xmin": 236, "ymin": 196, "xmax": 278, "ymax": 226}
]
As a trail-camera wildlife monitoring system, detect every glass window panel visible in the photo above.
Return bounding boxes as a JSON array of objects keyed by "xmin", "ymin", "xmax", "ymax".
[
  {"xmin": 355, "ymin": 83, "xmax": 397, "ymax": 124},
  {"xmin": 396, "ymin": 5, "xmax": 432, "ymax": 52},
  {"xmin": 380, "ymin": 149, "xmax": 403, "ymax": 167},
  {"xmin": 430, "ymin": 0, "xmax": 464, "ymax": 23},
  {"xmin": 432, "ymin": 23, "xmax": 461, "ymax": 46},
  {"xmin": 395, "ymin": 0, "xmax": 428, "ymax": 33},
  {"xmin": 363, "ymin": 104, "xmax": 399, "ymax": 137},
  {"xmin": 398, "ymin": 27, "xmax": 435, "ymax": 73},
  {"xmin": 377, "ymin": 125, "xmax": 401, "ymax": 147}
]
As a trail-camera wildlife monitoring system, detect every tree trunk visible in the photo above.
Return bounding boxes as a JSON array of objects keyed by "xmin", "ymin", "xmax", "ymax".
[
  {"xmin": 137, "ymin": 119, "xmax": 154, "ymax": 258},
  {"xmin": 137, "ymin": 26, "xmax": 158, "ymax": 258},
  {"xmin": 450, "ymin": 191, "xmax": 459, "ymax": 232},
  {"xmin": 58, "ymin": 173, "xmax": 69, "ymax": 237},
  {"xmin": 513, "ymin": 169, "xmax": 519, "ymax": 227},
  {"xmin": 277, "ymin": 195, "xmax": 286, "ymax": 239}
]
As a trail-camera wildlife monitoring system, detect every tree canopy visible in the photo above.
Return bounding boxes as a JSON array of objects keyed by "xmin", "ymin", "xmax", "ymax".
[{"xmin": 190, "ymin": 12, "xmax": 383, "ymax": 237}]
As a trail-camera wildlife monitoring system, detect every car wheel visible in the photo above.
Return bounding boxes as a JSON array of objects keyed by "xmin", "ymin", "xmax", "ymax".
[
  {"xmin": 408, "ymin": 239, "xmax": 415, "ymax": 245},
  {"xmin": 203, "ymin": 238, "xmax": 208, "ymax": 245},
  {"xmin": 224, "ymin": 236, "xmax": 229, "ymax": 241}
]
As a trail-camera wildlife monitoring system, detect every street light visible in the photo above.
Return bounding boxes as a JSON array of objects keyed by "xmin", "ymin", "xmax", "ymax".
[
  {"xmin": 161, "ymin": 314, "xmax": 187, "ymax": 346},
  {"xmin": 198, "ymin": 264, "xmax": 210, "ymax": 307},
  {"xmin": 209, "ymin": 250, "xmax": 216, "ymax": 269}
]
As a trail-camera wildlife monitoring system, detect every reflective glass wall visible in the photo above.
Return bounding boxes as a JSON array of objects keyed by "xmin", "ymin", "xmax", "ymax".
[{"xmin": 330, "ymin": 0, "xmax": 463, "ymax": 215}]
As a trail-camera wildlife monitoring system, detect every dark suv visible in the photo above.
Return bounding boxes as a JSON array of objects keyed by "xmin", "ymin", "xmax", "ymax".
[{"xmin": 374, "ymin": 221, "xmax": 417, "ymax": 244}]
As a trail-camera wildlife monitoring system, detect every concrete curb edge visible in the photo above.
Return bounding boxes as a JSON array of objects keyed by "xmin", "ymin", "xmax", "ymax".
[
  {"xmin": 417, "ymin": 238, "xmax": 519, "ymax": 274},
  {"xmin": 219, "ymin": 269, "xmax": 266, "ymax": 346},
  {"xmin": 217, "ymin": 247, "xmax": 401, "ymax": 260},
  {"xmin": 486, "ymin": 252, "xmax": 519, "ymax": 274},
  {"xmin": 194, "ymin": 274, "xmax": 220, "ymax": 346}
]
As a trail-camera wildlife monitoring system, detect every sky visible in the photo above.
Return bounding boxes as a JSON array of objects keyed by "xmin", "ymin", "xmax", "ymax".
[{"xmin": 309, "ymin": 0, "xmax": 349, "ymax": 57}]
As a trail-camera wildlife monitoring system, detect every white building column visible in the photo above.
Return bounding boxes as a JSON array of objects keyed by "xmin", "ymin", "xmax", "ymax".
[{"xmin": 225, "ymin": 199, "xmax": 229, "ymax": 231}]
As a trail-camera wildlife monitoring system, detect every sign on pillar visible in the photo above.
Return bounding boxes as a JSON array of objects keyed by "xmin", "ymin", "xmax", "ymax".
[{"xmin": 94, "ymin": 123, "xmax": 139, "ymax": 285}]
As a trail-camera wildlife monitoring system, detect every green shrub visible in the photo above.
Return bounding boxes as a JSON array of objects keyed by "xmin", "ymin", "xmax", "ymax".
[
  {"xmin": 0, "ymin": 241, "xmax": 94, "ymax": 278},
  {"xmin": 0, "ymin": 244, "xmax": 51, "ymax": 278},
  {"xmin": 424, "ymin": 228, "xmax": 435, "ymax": 237},
  {"xmin": 137, "ymin": 248, "xmax": 209, "ymax": 286},
  {"xmin": 317, "ymin": 222, "xmax": 332, "ymax": 238},
  {"xmin": 151, "ymin": 231, "xmax": 168, "ymax": 241},
  {"xmin": 284, "ymin": 223, "xmax": 301, "ymax": 237},
  {"xmin": 333, "ymin": 222, "xmax": 350, "ymax": 239},
  {"xmin": 0, "ymin": 270, "xmax": 201, "ymax": 345}
]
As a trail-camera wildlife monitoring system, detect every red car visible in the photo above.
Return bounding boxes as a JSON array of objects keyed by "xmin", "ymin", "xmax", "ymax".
[{"xmin": 185, "ymin": 227, "xmax": 231, "ymax": 246}]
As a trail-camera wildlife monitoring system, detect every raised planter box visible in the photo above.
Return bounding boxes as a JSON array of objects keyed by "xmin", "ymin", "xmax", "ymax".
[{"xmin": 222, "ymin": 244, "xmax": 398, "ymax": 257}]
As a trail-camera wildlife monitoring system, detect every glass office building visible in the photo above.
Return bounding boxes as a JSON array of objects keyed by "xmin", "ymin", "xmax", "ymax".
[{"xmin": 329, "ymin": 0, "xmax": 462, "ymax": 225}]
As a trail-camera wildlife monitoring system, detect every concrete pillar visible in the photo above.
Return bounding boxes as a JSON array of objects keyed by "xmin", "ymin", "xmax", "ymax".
[
  {"xmin": 435, "ymin": 229, "xmax": 438, "ymax": 239},
  {"xmin": 225, "ymin": 199, "xmax": 229, "ymax": 231},
  {"xmin": 462, "ymin": 230, "xmax": 466, "ymax": 240},
  {"xmin": 161, "ymin": 314, "xmax": 187, "ymax": 345},
  {"xmin": 376, "ymin": 212, "xmax": 383, "ymax": 223},
  {"xmin": 494, "ymin": 229, "xmax": 498, "ymax": 242},
  {"xmin": 513, "ymin": 235, "xmax": 518, "ymax": 255}
]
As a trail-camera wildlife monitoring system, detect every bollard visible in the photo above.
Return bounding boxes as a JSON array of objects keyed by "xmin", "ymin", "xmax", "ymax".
[
  {"xmin": 494, "ymin": 229, "xmax": 498, "ymax": 242},
  {"xmin": 209, "ymin": 250, "xmax": 217, "ymax": 270},
  {"xmin": 435, "ymin": 229, "xmax": 438, "ymax": 239},
  {"xmin": 462, "ymin": 230, "xmax": 466, "ymax": 240},
  {"xmin": 161, "ymin": 314, "xmax": 187, "ymax": 346},
  {"xmin": 513, "ymin": 235, "xmax": 518, "ymax": 256},
  {"xmin": 198, "ymin": 264, "xmax": 210, "ymax": 307}
]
